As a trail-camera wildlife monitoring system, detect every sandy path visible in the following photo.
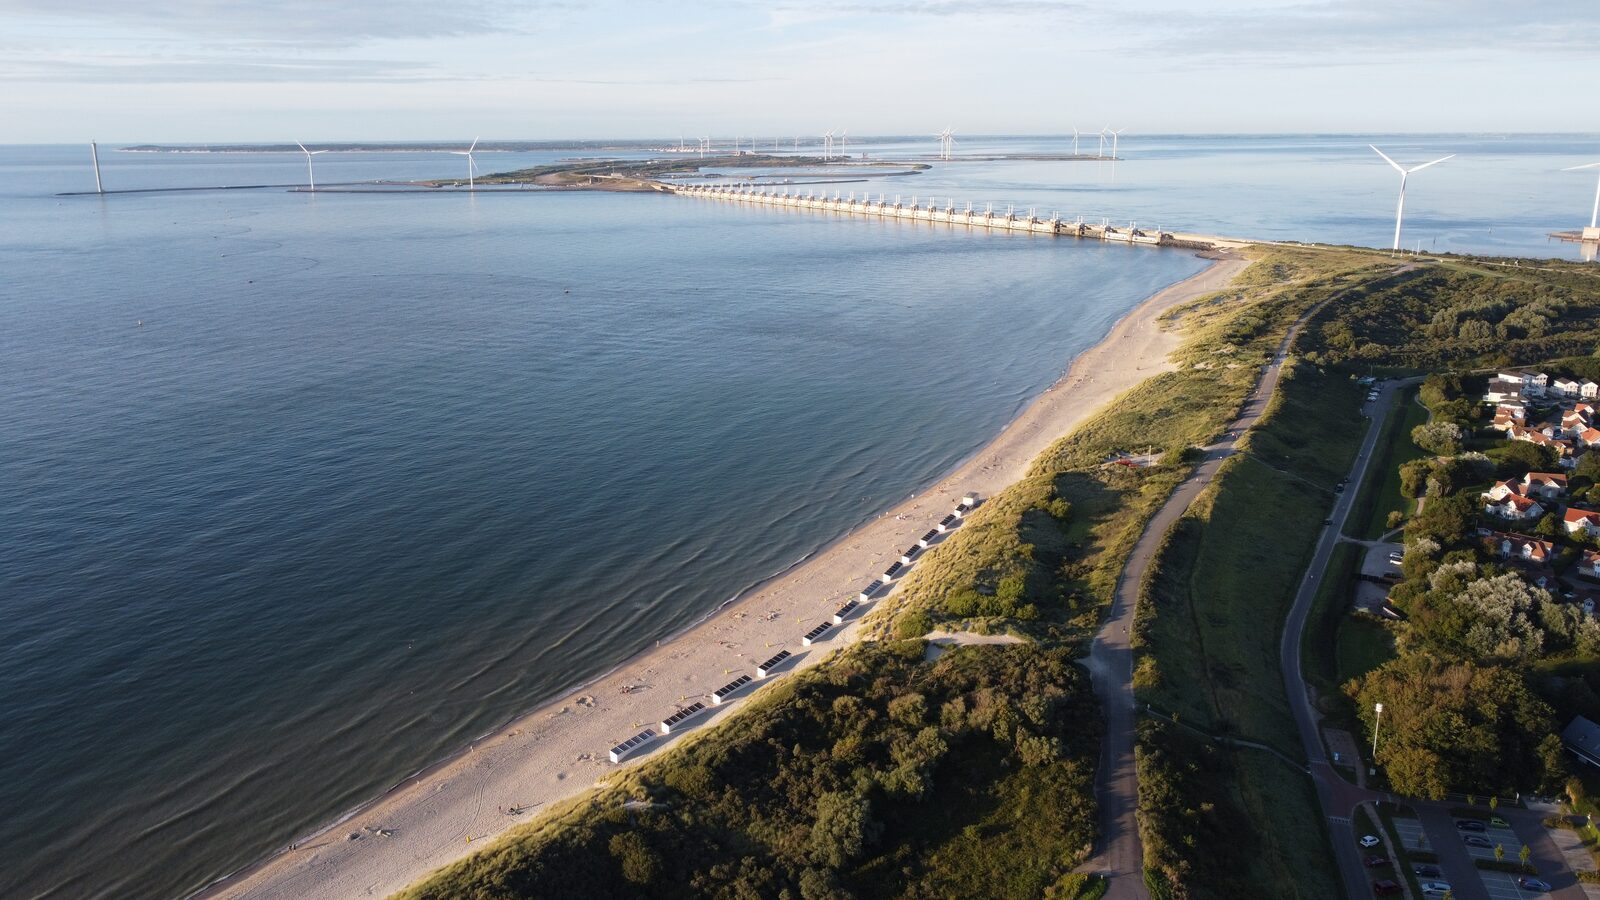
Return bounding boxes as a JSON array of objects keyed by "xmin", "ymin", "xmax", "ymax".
[{"xmin": 198, "ymin": 251, "xmax": 1251, "ymax": 900}]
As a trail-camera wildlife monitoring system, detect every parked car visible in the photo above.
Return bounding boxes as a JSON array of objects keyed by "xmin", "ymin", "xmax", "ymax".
[
  {"xmin": 1419, "ymin": 883, "xmax": 1452, "ymax": 896},
  {"xmin": 1518, "ymin": 876, "xmax": 1551, "ymax": 891},
  {"xmin": 1490, "ymin": 815, "xmax": 1509, "ymax": 827},
  {"xmin": 1359, "ymin": 834, "xmax": 1381, "ymax": 848},
  {"xmin": 1463, "ymin": 834, "xmax": 1493, "ymax": 848},
  {"xmin": 1412, "ymin": 864, "xmax": 1442, "ymax": 877},
  {"xmin": 1387, "ymin": 551, "xmax": 1404, "ymax": 564},
  {"xmin": 1372, "ymin": 880, "xmax": 1401, "ymax": 896},
  {"xmin": 1363, "ymin": 854, "xmax": 1387, "ymax": 867},
  {"xmin": 1455, "ymin": 819, "xmax": 1487, "ymax": 832}
]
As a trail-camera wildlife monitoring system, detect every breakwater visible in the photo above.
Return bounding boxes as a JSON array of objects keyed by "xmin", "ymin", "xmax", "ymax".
[{"xmin": 672, "ymin": 182, "xmax": 1172, "ymax": 244}]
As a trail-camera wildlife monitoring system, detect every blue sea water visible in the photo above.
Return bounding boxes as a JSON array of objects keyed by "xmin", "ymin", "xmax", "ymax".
[
  {"xmin": 2, "ymin": 135, "xmax": 1595, "ymax": 899},
  {"xmin": 1, "ymin": 144, "xmax": 1210, "ymax": 899}
]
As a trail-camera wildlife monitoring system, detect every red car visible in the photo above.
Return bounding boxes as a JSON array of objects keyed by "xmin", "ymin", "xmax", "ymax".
[
  {"xmin": 1364, "ymin": 855, "xmax": 1388, "ymax": 868},
  {"xmin": 1372, "ymin": 880, "xmax": 1401, "ymax": 896}
]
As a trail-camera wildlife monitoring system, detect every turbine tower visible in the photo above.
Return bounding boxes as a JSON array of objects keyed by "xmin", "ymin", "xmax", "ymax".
[
  {"xmin": 1106, "ymin": 128, "xmax": 1125, "ymax": 158},
  {"xmin": 89, "ymin": 141, "xmax": 104, "ymax": 193},
  {"xmin": 838, "ymin": 129, "xmax": 848, "ymax": 158},
  {"xmin": 451, "ymin": 137, "xmax": 481, "ymax": 191},
  {"xmin": 822, "ymin": 130, "xmax": 834, "ymax": 161},
  {"xmin": 1370, "ymin": 145, "xmax": 1454, "ymax": 251},
  {"xmin": 1097, "ymin": 127, "xmax": 1107, "ymax": 158},
  {"xmin": 1071, "ymin": 128, "xmax": 1079, "ymax": 157},
  {"xmin": 295, "ymin": 141, "xmax": 328, "ymax": 191},
  {"xmin": 936, "ymin": 127, "xmax": 954, "ymax": 161},
  {"xmin": 1562, "ymin": 161, "xmax": 1600, "ymax": 237}
]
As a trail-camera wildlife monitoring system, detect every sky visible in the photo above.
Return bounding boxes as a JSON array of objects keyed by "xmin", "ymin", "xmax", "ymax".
[{"xmin": 1, "ymin": 0, "xmax": 1596, "ymax": 143}]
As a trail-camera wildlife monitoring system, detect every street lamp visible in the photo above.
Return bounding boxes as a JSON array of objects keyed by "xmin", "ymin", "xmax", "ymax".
[{"xmin": 1371, "ymin": 702, "xmax": 1385, "ymax": 774}]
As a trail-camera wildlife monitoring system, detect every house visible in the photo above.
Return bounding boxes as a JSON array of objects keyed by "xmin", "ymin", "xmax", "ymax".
[
  {"xmin": 1498, "ymin": 371, "xmax": 1549, "ymax": 396},
  {"xmin": 1484, "ymin": 492, "xmax": 1544, "ymax": 521},
  {"xmin": 1580, "ymin": 427, "xmax": 1600, "ymax": 449},
  {"xmin": 1584, "ymin": 380, "xmax": 1600, "ymax": 400},
  {"xmin": 1523, "ymin": 472, "xmax": 1569, "ymax": 499},
  {"xmin": 1555, "ymin": 377, "xmax": 1582, "ymax": 397},
  {"xmin": 1487, "ymin": 532, "xmax": 1554, "ymax": 563},
  {"xmin": 1484, "ymin": 379, "xmax": 1525, "ymax": 405},
  {"xmin": 1564, "ymin": 716, "xmax": 1600, "ymax": 768},
  {"xmin": 1490, "ymin": 405, "xmax": 1527, "ymax": 432},
  {"xmin": 1581, "ymin": 549, "xmax": 1600, "ymax": 580},
  {"xmin": 1566, "ymin": 508, "xmax": 1600, "ymax": 539}
]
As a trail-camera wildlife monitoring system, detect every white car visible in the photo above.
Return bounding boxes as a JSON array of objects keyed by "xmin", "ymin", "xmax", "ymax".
[
  {"xmin": 1419, "ymin": 883, "xmax": 1451, "ymax": 896},
  {"xmin": 1359, "ymin": 834, "xmax": 1381, "ymax": 848}
]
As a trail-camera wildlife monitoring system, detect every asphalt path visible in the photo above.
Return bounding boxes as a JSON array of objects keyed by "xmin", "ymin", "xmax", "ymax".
[{"xmin": 1082, "ymin": 306, "xmax": 1323, "ymax": 900}]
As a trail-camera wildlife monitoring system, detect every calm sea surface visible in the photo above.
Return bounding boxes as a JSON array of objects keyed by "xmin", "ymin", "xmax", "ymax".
[{"xmin": 1, "ymin": 135, "xmax": 1593, "ymax": 899}]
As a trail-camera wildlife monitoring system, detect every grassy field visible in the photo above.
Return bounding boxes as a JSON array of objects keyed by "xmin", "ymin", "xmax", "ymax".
[
  {"xmin": 1301, "ymin": 542, "xmax": 1362, "ymax": 699},
  {"xmin": 1138, "ymin": 363, "xmax": 1367, "ymax": 755},
  {"xmin": 1345, "ymin": 388, "xmax": 1430, "ymax": 540},
  {"xmin": 1135, "ymin": 338, "xmax": 1372, "ymax": 897},
  {"xmin": 1335, "ymin": 617, "xmax": 1397, "ymax": 686}
]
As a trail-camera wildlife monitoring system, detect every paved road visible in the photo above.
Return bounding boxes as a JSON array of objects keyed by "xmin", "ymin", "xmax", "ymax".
[
  {"xmin": 1278, "ymin": 376, "xmax": 1405, "ymax": 899},
  {"xmin": 1082, "ymin": 305, "xmax": 1322, "ymax": 899}
]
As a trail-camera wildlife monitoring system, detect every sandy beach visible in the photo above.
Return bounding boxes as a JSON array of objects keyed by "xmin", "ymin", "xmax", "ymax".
[{"xmin": 198, "ymin": 249, "xmax": 1251, "ymax": 900}]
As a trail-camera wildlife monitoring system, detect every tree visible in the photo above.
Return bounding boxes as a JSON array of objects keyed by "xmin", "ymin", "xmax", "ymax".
[
  {"xmin": 1487, "ymin": 441, "xmax": 1560, "ymax": 477},
  {"xmin": 1400, "ymin": 459, "xmax": 1433, "ymax": 498},
  {"xmin": 808, "ymin": 791, "xmax": 873, "ymax": 869},
  {"xmin": 1520, "ymin": 844, "xmax": 1531, "ymax": 868},
  {"xmin": 1494, "ymin": 843, "xmax": 1505, "ymax": 863},
  {"xmin": 1413, "ymin": 422, "xmax": 1465, "ymax": 456},
  {"xmin": 1348, "ymin": 655, "xmax": 1558, "ymax": 798},
  {"xmin": 608, "ymin": 831, "xmax": 662, "ymax": 886}
]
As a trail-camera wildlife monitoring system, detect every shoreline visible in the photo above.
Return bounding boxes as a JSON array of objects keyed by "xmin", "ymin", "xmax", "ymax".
[{"xmin": 195, "ymin": 247, "xmax": 1253, "ymax": 900}]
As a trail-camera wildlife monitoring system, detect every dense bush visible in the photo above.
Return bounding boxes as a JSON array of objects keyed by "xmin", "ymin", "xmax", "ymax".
[{"xmin": 401, "ymin": 643, "xmax": 1102, "ymax": 900}]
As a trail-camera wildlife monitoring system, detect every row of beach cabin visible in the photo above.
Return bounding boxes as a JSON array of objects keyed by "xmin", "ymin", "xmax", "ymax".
[{"xmin": 608, "ymin": 491, "xmax": 980, "ymax": 764}]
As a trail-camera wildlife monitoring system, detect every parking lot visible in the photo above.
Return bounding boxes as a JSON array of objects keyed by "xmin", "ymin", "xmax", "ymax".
[
  {"xmin": 1392, "ymin": 817, "xmax": 1430, "ymax": 852},
  {"xmin": 1457, "ymin": 823, "xmax": 1524, "ymax": 862},
  {"xmin": 1478, "ymin": 870, "xmax": 1549, "ymax": 900}
]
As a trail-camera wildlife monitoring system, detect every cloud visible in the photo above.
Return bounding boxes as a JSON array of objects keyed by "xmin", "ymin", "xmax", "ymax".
[
  {"xmin": 0, "ymin": 55, "xmax": 451, "ymax": 83},
  {"xmin": 1142, "ymin": 0, "xmax": 1600, "ymax": 64},
  {"xmin": 0, "ymin": 0, "xmax": 560, "ymax": 41}
]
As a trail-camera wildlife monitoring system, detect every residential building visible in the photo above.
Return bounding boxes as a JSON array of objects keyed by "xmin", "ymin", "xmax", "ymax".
[
  {"xmin": 1566, "ymin": 508, "xmax": 1600, "ymax": 539},
  {"xmin": 1563, "ymin": 716, "xmax": 1600, "ymax": 768}
]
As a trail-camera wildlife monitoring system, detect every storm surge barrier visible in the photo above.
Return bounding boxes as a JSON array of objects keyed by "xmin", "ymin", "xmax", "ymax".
[{"xmin": 671, "ymin": 182, "xmax": 1171, "ymax": 245}]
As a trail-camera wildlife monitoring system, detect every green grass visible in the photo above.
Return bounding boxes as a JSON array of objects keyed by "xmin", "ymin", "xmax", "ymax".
[
  {"xmin": 1302, "ymin": 542, "xmax": 1361, "ymax": 697},
  {"xmin": 1138, "ymin": 363, "xmax": 1367, "ymax": 756},
  {"xmin": 1346, "ymin": 387, "xmax": 1430, "ymax": 540},
  {"xmin": 1335, "ymin": 617, "xmax": 1397, "ymax": 686},
  {"xmin": 1135, "ymin": 348, "xmax": 1371, "ymax": 898}
]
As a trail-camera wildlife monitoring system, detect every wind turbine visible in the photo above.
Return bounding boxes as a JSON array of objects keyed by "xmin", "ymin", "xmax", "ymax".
[
  {"xmin": 1071, "ymin": 127, "xmax": 1080, "ymax": 157},
  {"xmin": 822, "ymin": 130, "xmax": 834, "ymax": 160},
  {"xmin": 295, "ymin": 141, "xmax": 328, "ymax": 191},
  {"xmin": 837, "ymin": 129, "xmax": 848, "ymax": 158},
  {"xmin": 1097, "ymin": 128, "xmax": 1107, "ymax": 157},
  {"xmin": 1106, "ymin": 128, "xmax": 1125, "ymax": 158},
  {"xmin": 1562, "ymin": 161, "xmax": 1600, "ymax": 234},
  {"xmin": 1370, "ymin": 145, "xmax": 1454, "ymax": 251},
  {"xmin": 451, "ymin": 137, "xmax": 480, "ymax": 190},
  {"xmin": 936, "ymin": 127, "xmax": 954, "ymax": 161}
]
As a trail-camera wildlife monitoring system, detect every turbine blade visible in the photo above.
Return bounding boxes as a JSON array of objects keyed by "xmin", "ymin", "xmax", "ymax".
[
  {"xmin": 1406, "ymin": 154, "xmax": 1455, "ymax": 173},
  {"xmin": 1369, "ymin": 145, "xmax": 1404, "ymax": 172},
  {"xmin": 1562, "ymin": 162, "xmax": 1600, "ymax": 171},
  {"xmin": 469, "ymin": 136, "xmax": 480, "ymax": 153},
  {"xmin": 296, "ymin": 141, "xmax": 310, "ymax": 155}
]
